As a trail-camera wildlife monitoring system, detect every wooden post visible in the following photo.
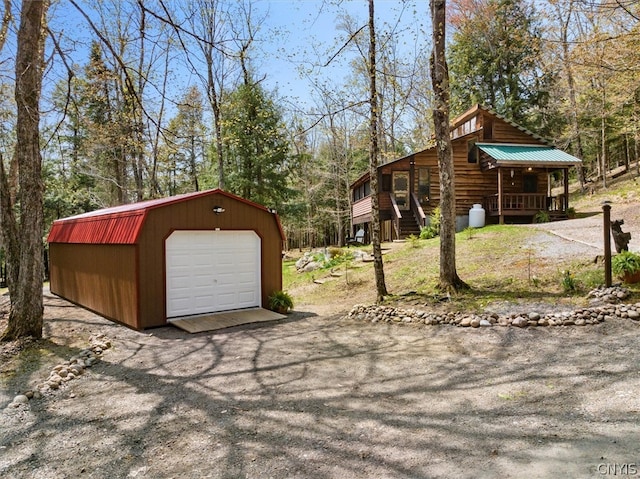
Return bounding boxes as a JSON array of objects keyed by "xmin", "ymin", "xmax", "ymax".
[
  {"xmin": 497, "ymin": 168, "xmax": 504, "ymax": 224},
  {"xmin": 603, "ymin": 201, "xmax": 612, "ymax": 287},
  {"xmin": 563, "ymin": 168, "xmax": 570, "ymax": 211}
]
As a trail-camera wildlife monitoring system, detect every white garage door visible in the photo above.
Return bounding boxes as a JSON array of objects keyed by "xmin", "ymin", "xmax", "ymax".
[{"xmin": 165, "ymin": 230, "xmax": 261, "ymax": 318}]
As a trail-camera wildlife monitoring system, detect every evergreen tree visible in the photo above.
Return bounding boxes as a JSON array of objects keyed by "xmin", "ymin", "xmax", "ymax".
[
  {"xmin": 80, "ymin": 41, "xmax": 128, "ymax": 205},
  {"xmin": 448, "ymin": 0, "xmax": 550, "ymax": 128},
  {"xmin": 221, "ymin": 80, "xmax": 292, "ymax": 210},
  {"xmin": 162, "ymin": 86, "xmax": 207, "ymax": 194}
]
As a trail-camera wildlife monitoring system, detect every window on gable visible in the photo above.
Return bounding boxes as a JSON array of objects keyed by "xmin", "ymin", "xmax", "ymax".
[{"xmin": 467, "ymin": 140, "xmax": 478, "ymax": 163}]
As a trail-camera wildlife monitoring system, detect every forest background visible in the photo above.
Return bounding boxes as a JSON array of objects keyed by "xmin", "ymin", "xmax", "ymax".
[{"xmin": 1, "ymin": 0, "xmax": 638, "ymax": 249}]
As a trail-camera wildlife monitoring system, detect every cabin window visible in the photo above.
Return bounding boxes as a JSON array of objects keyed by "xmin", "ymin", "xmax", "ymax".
[
  {"xmin": 353, "ymin": 181, "xmax": 371, "ymax": 201},
  {"xmin": 382, "ymin": 174, "xmax": 392, "ymax": 192},
  {"xmin": 418, "ymin": 168, "xmax": 430, "ymax": 205},
  {"xmin": 523, "ymin": 174, "xmax": 537, "ymax": 193},
  {"xmin": 467, "ymin": 140, "xmax": 478, "ymax": 163},
  {"xmin": 483, "ymin": 118, "xmax": 493, "ymax": 140}
]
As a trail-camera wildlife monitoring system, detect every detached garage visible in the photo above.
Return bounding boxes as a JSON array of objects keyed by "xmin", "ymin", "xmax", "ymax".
[{"xmin": 47, "ymin": 189, "xmax": 285, "ymax": 330}]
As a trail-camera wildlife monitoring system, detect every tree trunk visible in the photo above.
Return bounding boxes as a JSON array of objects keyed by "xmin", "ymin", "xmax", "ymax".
[
  {"xmin": 558, "ymin": 1, "xmax": 585, "ymax": 188},
  {"xmin": 601, "ymin": 101, "xmax": 607, "ymax": 189},
  {"xmin": 430, "ymin": 0, "xmax": 468, "ymax": 293},
  {"xmin": 368, "ymin": 0, "xmax": 388, "ymax": 302},
  {"xmin": 0, "ymin": 0, "xmax": 48, "ymax": 341}
]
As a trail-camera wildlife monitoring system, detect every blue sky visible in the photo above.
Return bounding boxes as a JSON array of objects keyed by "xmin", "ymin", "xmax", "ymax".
[
  {"xmin": 39, "ymin": 1, "xmax": 428, "ymax": 118},
  {"xmin": 244, "ymin": 0, "xmax": 429, "ymax": 107}
]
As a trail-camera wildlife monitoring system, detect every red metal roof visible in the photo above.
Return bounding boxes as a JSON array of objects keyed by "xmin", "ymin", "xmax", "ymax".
[{"xmin": 47, "ymin": 189, "xmax": 286, "ymax": 245}]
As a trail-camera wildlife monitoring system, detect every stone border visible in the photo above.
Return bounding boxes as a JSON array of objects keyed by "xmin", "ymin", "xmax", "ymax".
[
  {"xmin": 346, "ymin": 287, "xmax": 640, "ymax": 328},
  {"xmin": 5, "ymin": 333, "xmax": 112, "ymax": 410}
]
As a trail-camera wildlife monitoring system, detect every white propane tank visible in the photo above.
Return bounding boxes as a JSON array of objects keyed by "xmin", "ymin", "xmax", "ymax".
[{"xmin": 469, "ymin": 204, "xmax": 485, "ymax": 228}]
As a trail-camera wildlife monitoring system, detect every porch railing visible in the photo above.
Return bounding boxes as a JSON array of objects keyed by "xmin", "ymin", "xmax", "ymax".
[
  {"xmin": 352, "ymin": 195, "xmax": 372, "ymax": 219},
  {"xmin": 390, "ymin": 194, "xmax": 402, "ymax": 240},
  {"xmin": 484, "ymin": 193, "xmax": 564, "ymax": 214},
  {"xmin": 410, "ymin": 192, "xmax": 427, "ymax": 227}
]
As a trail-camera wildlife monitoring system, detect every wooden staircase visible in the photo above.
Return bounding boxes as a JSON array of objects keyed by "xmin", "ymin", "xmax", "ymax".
[{"xmin": 399, "ymin": 214, "xmax": 421, "ymax": 238}]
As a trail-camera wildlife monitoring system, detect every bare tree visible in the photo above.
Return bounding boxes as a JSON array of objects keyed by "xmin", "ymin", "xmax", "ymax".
[
  {"xmin": 182, "ymin": 0, "xmax": 234, "ymax": 190},
  {"xmin": 550, "ymin": 0, "xmax": 586, "ymax": 188},
  {"xmin": 430, "ymin": 0, "xmax": 467, "ymax": 293},
  {"xmin": 0, "ymin": 0, "xmax": 48, "ymax": 340},
  {"xmin": 368, "ymin": 0, "xmax": 388, "ymax": 302}
]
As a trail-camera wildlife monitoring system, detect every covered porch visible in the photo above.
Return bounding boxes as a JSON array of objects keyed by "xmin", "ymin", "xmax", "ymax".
[
  {"xmin": 484, "ymin": 192, "xmax": 568, "ymax": 219},
  {"xmin": 477, "ymin": 143, "xmax": 581, "ymax": 224}
]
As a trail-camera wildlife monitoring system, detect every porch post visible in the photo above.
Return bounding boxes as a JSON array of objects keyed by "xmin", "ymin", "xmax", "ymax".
[
  {"xmin": 409, "ymin": 157, "xmax": 415, "ymax": 195},
  {"xmin": 497, "ymin": 167, "xmax": 504, "ymax": 224},
  {"xmin": 563, "ymin": 168, "xmax": 569, "ymax": 211}
]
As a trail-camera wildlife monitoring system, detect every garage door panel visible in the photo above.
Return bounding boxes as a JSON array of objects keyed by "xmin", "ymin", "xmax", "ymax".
[
  {"xmin": 171, "ymin": 299, "xmax": 193, "ymax": 316},
  {"xmin": 166, "ymin": 231, "xmax": 261, "ymax": 318}
]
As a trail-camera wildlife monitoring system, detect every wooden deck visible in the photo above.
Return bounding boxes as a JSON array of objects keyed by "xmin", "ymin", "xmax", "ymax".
[{"xmin": 484, "ymin": 193, "xmax": 566, "ymax": 217}]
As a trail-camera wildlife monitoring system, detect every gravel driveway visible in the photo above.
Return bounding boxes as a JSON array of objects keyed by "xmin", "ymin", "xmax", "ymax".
[
  {"xmin": 530, "ymin": 203, "xmax": 640, "ymax": 254},
  {"xmin": 2, "ymin": 208, "xmax": 640, "ymax": 479},
  {"xmin": 2, "ymin": 288, "xmax": 640, "ymax": 479}
]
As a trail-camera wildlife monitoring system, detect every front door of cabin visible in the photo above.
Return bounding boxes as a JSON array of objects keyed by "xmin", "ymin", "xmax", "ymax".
[{"xmin": 392, "ymin": 171, "xmax": 410, "ymax": 210}]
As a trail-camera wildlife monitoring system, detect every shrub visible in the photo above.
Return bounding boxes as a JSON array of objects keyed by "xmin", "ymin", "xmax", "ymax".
[
  {"xmin": 407, "ymin": 234, "xmax": 421, "ymax": 248},
  {"xmin": 420, "ymin": 205, "xmax": 441, "ymax": 239},
  {"xmin": 323, "ymin": 250, "xmax": 354, "ymax": 269},
  {"xmin": 268, "ymin": 290, "xmax": 294, "ymax": 313},
  {"xmin": 419, "ymin": 225, "xmax": 436, "ymax": 239},
  {"xmin": 612, "ymin": 250, "xmax": 640, "ymax": 276},
  {"xmin": 561, "ymin": 270, "xmax": 577, "ymax": 293},
  {"xmin": 534, "ymin": 210, "xmax": 550, "ymax": 223}
]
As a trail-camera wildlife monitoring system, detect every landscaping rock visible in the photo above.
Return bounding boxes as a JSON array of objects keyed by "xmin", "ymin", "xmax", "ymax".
[
  {"xmin": 5, "ymin": 334, "xmax": 112, "ymax": 410},
  {"xmin": 12, "ymin": 395, "xmax": 29, "ymax": 405},
  {"xmin": 512, "ymin": 317, "xmax": 528, "ymax": 328},
  {"xmin": 346, "ymin": 297, "xmax": 640, "ymax": 332}
]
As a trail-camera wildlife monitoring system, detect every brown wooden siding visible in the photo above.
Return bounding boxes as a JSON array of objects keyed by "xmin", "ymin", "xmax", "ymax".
[
  {"xmin": 49, "ymin": 191, "xmax": 284, "ymax": 330},
  {"xmin": 352, "ymin": 196, "xmax": 372, "ymax": 218},
  {"xmin": 49, "ymin": 244, "xmax": 139, "ymax": 329},
  {"xmin": 397, "ymin": 140, "xmax": 493, "ymax": 216},
  {"xmin": 136, "ymin": 192, "xmax": 283, "ymax": 328},
  {"xmin": 489, "ymin": 116, "xmax": 546, "ymax": 145},
  {"xmin": 351, "ymin": 108, "xmax": 555, "ymax": 222}
]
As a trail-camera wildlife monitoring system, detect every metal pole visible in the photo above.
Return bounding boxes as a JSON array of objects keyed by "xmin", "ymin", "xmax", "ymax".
[{"xmin": 603, "ymin": 201, "xmax": 612, "ymax": 287}]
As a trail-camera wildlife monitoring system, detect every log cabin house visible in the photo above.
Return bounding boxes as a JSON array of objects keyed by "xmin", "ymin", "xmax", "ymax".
[{"xmin": 350, "ymin": 105, "xmax": 583, "ymax": 242}]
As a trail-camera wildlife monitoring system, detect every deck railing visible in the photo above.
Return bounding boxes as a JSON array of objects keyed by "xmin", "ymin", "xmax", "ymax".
[
  {"xmin": 389, "ymin": 194, "xmax": 402, "ymax": 240},
  {"xmin": 484, "ymin": 193, "xmax": 564, "ymax": 214},
  {"xmin": 352, "ymin": 195, "xmax": 372, "ymax": 219},
  {"xmin": 410, "ymin": 192, "xmax": 427, "ymax": 227}
]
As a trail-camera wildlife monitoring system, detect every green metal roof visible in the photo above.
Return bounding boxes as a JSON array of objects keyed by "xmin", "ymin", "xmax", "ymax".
[{"xmin": 476, "ymin": 143, "xmax": 582, "ymax": 166}]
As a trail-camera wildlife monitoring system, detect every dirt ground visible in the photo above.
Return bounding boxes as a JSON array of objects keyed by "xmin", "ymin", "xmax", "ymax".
[{"xmin": 2, "ymin": 205, "xmax": 640, "ymax": 479}]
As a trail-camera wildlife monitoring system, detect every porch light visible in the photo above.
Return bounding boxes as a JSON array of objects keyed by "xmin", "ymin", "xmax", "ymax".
[
  {"xmin": 527, "ymin": 167, "xmax": 533, "ymax": 171},
  {"xmin": 212, "ymin": 206, "xmax": 225, "ymax": 214},
  {"xmin": 510, "ymin": 169, "xmax": 514, "ymax": 178}
]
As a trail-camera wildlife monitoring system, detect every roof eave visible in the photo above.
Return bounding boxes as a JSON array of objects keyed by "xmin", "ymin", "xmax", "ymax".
[{"xmin": 493, "ymin": 160, "xmax": 582, "ymax": 167}]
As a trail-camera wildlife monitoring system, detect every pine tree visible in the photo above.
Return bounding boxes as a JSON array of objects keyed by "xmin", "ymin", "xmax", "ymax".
[
  {"xmin": 448, "ymin": 0, "xmax": 549, "ymax": 127},
  {"xmin": 222, "ymin": 80, "xmax": 292, "ymax": 210}
]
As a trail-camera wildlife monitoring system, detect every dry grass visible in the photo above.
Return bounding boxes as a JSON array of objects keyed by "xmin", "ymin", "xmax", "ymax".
[{"xmin": 285, "ymin": 171, "xmax": 640, "ymax": 315}]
